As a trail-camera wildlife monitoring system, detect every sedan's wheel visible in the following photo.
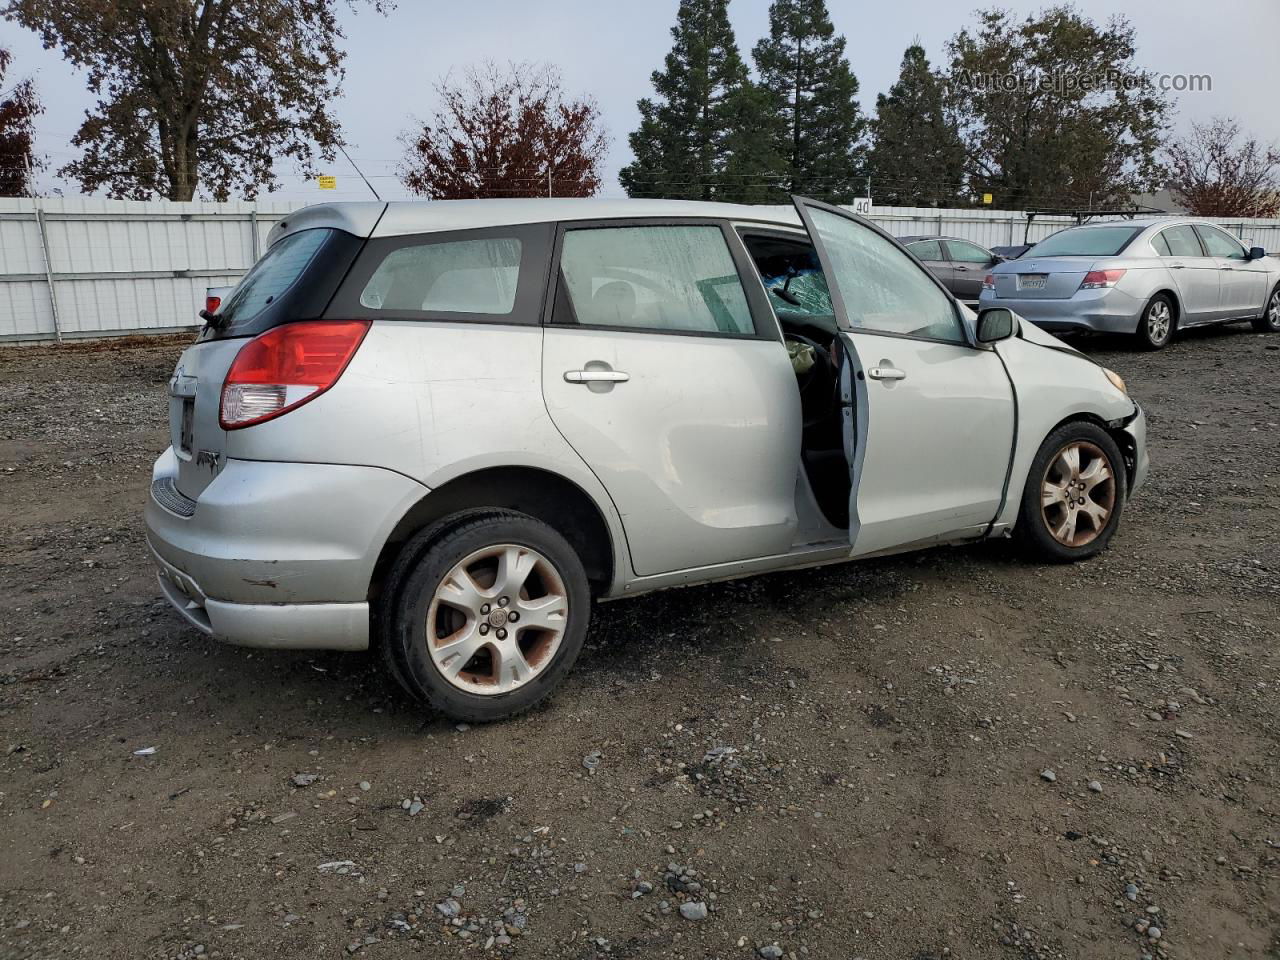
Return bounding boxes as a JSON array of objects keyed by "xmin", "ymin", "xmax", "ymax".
[
  {"xmin": 1251, "ymin": 285, "xmax": 1280, "ymax": 333},
  {"xmin": 1015, "ymin": 422, "xmax": 1126, "ymax": 563},
  {"xmin": 383, "ymin": 510, "xmax": 590, "ymax": 722},
  {"xmin": 1136, "ymin": 294, "xmax": 1174, "ymax": 350}
]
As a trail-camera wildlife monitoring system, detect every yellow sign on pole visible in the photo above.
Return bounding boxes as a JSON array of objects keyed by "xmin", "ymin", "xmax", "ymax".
[
  {"xmin": 982, "ymin": 192, "xmax": 994, "ymax": 205},
  {"xmin": 318, "ymin": 175, "xmax": 337, "ymax": 190}
]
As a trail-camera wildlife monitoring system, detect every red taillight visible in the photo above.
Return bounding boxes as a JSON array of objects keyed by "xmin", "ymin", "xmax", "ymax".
[
  {"xmin": 205, "ymin": 295, "xmax": 222, "ymax": 314},
  {"xmin": 219, "ymin": 321, "xmax": 371, "ymax": 429},
  {"xmin": 1080, "ymin": 269, "xmax": 1126, "ymax": 289},
  {"xmin": 982, "ymin": 274, "xmax": 996, "ymax": 289}
]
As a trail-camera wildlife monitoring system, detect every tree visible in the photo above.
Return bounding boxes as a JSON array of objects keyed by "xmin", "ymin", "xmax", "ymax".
[
  {"xmin": 1, "ymin": 0, "xmax": 387, "ymax": 201},
  {"xmin": 945, "ymin": 6, "xmax": 1168, "ymax": 211},
  {"xmin": 1164, "ymin": 117, "xmax": 1280, "ymax": 218},
  {"xmin": 752, "ymin": 0, "xmax": 866, "ymax": 202},
  {"xmin": 400, "ymin": 63, "xmax": 608, "ymax": 200},
  {"xmin": 620, "ymin": 0, "xmax": 779, "ymax": 202},
  {"xmin": 867, "ymin": 44, "xmax": 965, "ymax": 207},
  {"xmin": 0, "ymin": 43, "xmax": 40, "ymax": 196}
]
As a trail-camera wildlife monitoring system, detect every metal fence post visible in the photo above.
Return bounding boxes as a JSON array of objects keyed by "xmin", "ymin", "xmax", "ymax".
[
  {"xmin": 250, "ymin": 209, "xmax": 260, "ymax": 260},
  {"xmin": 34, "ymin": 205, "xmax": 63, "ymax": 343}
]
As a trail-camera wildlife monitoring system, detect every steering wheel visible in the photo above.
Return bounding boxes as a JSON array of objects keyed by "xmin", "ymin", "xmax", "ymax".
[{"xmin": 784, "ymin": 332, "xmax": 836, "ymax": 428}]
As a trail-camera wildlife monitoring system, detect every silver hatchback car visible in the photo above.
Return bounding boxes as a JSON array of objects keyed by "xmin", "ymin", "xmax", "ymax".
[
  {"xmin": 147, "ymin": 197, "xmax": 1148, "ymax": 721},
  {"xmin": 979, "ymin": 217, "xmax": 1280, "ymax": 349}
]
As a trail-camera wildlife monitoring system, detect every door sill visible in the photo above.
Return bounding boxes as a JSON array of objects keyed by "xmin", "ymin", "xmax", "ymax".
[{"xmin": 608, "ymin": 540, "xmax": 851, "ymax": 600}]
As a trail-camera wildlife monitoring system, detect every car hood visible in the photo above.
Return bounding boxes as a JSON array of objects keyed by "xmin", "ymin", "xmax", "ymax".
[{"xmin": 1014, "ymin": 313, "xmax": 1085, "ymax": 355}]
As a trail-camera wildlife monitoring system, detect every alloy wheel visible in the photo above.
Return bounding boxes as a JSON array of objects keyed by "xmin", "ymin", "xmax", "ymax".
[
  {"xmin": 1040, "ymin": 441, "xmax": 1117, "ymax": 547},
  {"xmin": 1146, "ymin": 300, "xmax": 1172, "ymax": 343},
  {"xmin": 1269, "ymin": 290, "xmax": 1280, "ymax": 329},
  {"xmin": 425, "ymin": 543, "xmax": 568, "ymax": 695}
]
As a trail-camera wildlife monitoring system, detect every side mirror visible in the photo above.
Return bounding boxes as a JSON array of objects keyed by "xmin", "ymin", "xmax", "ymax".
[
  {"xmin": 977, "ymin": 307, "xmax": 1016, "ymax": 344},
  {"xmin": 991, "ymin": 254, "xmax": 1007, "ymax": 264},
  {"xmin": 1249, "ymin": 246, "xmax": 1266, "ymax": 260}
]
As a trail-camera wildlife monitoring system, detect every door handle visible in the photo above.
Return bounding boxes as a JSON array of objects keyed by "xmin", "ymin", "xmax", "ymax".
[
  {"xmin": 1222, "ymin": 266, "xmax": 1234, "ymax": 272},
  {"xmin": 564, "ymin": 369, "xmax": 630, "ymax": 384},
  {"xmin": 955, "ymin": 265, "xmax": 970, "ymax": 271},
  {"xmin": 1169, "ymin": 264, "xmax": 1185, "ymax": 270},
  {"xmin": 867, "ymin": 366, "xmax": 906, "ymax": 381}
]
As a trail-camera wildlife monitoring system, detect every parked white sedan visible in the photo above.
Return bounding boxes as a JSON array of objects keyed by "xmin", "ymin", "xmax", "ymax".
[{"xmin": 147, "ymin": 196, "xmax": 1148, "ymax": 720}]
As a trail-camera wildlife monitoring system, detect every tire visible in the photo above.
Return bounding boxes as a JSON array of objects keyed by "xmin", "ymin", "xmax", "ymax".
[
  {"xmin": 382, "ymin": 509, "xmax": 591, "ymax": 722},
  {"xmin": 1013, "ymin": 421, "xmax": 1127, "ymax": 563},
  {"xmin": 1135, "ymin": 293, "xmax": 1175, "ymax": 350},
  {"xmin": 1251, "ymin": 284, "xmax": 1280, "ymax": 333}
]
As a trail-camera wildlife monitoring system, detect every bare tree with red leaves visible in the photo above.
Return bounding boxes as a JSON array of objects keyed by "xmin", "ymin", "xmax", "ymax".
[
  {"xmin": 1165, "ymin": 117, "xmax": 1280, "ymax": 219},
  {"xmin": 400, "ymin": 63, "xmax": 609, "ymax": 200},
  {"xmin": 0, "ymin": 43, "xmax": 41, "ymax": 197}
]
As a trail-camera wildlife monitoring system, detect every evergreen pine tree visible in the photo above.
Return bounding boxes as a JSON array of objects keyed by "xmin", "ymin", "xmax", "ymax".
[
  {"xmin": 867, "ymin": 44, "xmax": 966, "ymax": 206},
  {"xmin": 752, "ymin": 0, "xmax": 867, "ymax": 202},
  {"xmin": 620, "ymin": 0, "xmax": 769, "ymax": 200}
]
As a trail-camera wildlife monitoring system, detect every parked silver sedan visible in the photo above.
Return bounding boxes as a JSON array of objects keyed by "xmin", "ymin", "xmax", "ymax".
[
  {"xmin": 979, "ymin": 217, "xmax": 1280, "ymax": 349},
  {"xmin": 147, "ymin": 196, "xmax": 1148, "ymax": 721}
]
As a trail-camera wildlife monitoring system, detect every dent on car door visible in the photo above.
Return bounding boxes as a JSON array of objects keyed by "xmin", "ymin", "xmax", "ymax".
[
  {"xmin": 540, "ymin": 220, "xmax": 802, "ymax": 578},
  {"xmin": 791, "ymin": 198, "xmax": 1016, "ymax": 556}
]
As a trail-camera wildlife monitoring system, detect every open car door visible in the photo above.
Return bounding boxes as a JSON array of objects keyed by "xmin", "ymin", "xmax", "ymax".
[{"xmin": 791, "ymin": 197, "xmax": 1016, "ymax": 557}]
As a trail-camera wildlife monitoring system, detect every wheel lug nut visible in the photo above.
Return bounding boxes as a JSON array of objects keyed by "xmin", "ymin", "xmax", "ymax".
[
  {"xmin": 481, "ymin": 603, "xmax": 490, "ymax": 615},
  {"xmin": 479, "ymin": 623, "xmax": 489, "ymax": 635},
  {"xmin": 498, "ymin": 597, "xmax": 509, "ymax": 607},
  {"xmin": 496, "ymin": 628, "xmax": 507, "ymax": 640},
  {"xmin": 508, "ymin": 612, "xmax": 519, "ymax": 622}
]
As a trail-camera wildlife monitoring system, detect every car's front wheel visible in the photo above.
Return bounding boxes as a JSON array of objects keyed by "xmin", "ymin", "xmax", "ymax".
[
  {"xmin": 1135, "ymin": 293, "xmax": 1175, "ymax": 350},
  {"xmin": 382, "ymin": 510, "xmax": 591, "ymax": 722},
  {"xmin": 1252, "ymin": 284, "xmax": 1280, "ymax": 333},
  {"xmin": 1014, "ymin": 422, "xmax": 1127, "ymax": 563}
]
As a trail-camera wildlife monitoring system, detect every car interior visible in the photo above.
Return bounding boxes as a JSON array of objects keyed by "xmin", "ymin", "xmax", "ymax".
[{"xmin": 738, "ymin": 230, "xmax": 852, "ymax": 530}]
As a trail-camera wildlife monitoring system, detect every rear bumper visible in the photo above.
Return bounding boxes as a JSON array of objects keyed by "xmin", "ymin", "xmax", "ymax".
[
  {"xmin": 145, "ymin": 447, "xmax": 427, "ymax": 651},
  {"xmin": 980, "ymin": 288, "xmax": 1143, "ymax": 334}
]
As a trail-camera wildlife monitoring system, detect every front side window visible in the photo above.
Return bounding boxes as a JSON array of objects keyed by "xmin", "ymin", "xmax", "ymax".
[
  {"xmin": 557, "ymin": 225, "xmax": 755, "ymax": 335},
  {"xmin": 359, "ymin": 237, "xmax": 522, "ymax": 314},
  {"xmin": 1027, "ymin": 225, "xmax": 1141, "ymax": 258},
  {"xmin": 1196, "ymin": 225, "xmax": 1246, "ymax": 259},
  {"xmin": 907, "ymin": 240, "xmax": 943, "ymax": 261},
  {"xmin": 806, "ymin": 208, "xmax": 964, "ymax": 343},
  {"xmin": 1159, "ymin": 225, "xmax": 1203, "ymax": 257},
  {"xmin": 947, "ymin": 240, "xmax": 994, "ymax": 263}
]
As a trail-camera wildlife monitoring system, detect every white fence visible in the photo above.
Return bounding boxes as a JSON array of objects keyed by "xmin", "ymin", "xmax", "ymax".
[{"xmin": 4, "ymin": 196, "xmax": 1280, "ymax": 342}]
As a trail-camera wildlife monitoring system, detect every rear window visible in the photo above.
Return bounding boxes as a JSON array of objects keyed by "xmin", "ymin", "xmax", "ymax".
[
  {"xmin": 359, "ymin": 237, "xmax": 522, "ymax": 314},
  {"xmin": 1026, "ymin": 225, "xmax": 1141, "ymax": 258},
  {"xmin": 216, "ymin": 229, "xmax": 331, "ymax": 327}
]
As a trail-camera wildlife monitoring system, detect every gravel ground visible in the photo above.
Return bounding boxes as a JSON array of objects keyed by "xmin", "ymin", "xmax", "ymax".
[{"xmin": 1, "ymin": 328, "xmax": 1278, "ymax": 960}]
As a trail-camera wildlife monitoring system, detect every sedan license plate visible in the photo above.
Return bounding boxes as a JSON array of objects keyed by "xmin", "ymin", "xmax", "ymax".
[
  {"xmin": 1019, "ymin": 274, "xmax": 1048, "ymax": 290},
  {"xmin": 180, "ymin": 399, "xmax": 195, "ymax": 453}
]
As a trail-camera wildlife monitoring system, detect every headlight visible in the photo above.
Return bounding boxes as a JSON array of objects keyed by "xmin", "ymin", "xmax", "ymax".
[{"xmin": 1103, "ymin": 368, "xmax": 1127, "ymax": 394}]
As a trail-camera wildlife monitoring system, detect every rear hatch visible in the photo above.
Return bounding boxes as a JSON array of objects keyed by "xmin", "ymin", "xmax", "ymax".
[
  {"xmin": 168, "ymin": 224, "xmax": 367, "ymax": 499},
  {"xmin": 991, "ymin": 257, "xmax": 1095, "ymax": 300}
]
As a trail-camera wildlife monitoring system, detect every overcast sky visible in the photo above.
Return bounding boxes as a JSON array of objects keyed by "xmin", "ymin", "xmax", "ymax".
[{"xmin": 4, "ymin": 0, "xmax": 1279, "ymax": 202}]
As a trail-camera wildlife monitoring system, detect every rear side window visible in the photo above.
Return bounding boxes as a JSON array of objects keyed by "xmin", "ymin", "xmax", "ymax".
[
  {"xmin": 1160, "ymin": 225, "xmax": 1204, "ymax": 257},
  {"xmin": 1151, "ymin": 232, "xmax": 1173, "ymax": 256},
  {"xmin": 556, "ymin": 225, "xmax": 756, "ymax": 336},
  {"xmin": 328, "ymin": 223, "xmax": 552, "ymax": 324},
  {"xmin": 216, "ymin": 229, "xmax": 330, "ymax": 327},
  {"xmin": 359, "ymin": 237, "xmax": 522, "ymax": 313}
]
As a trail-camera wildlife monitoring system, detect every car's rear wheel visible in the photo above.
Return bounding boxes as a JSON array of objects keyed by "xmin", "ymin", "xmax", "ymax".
[
  {"xmin": 1136, "ymin": 294, "xmax": 1175, "ymax": 350},
  {"xmin": 1251, "ymin": 285, "xmax": 1280, "ymax": 333},
  {"xmin": 383, "ymin": 510, "xmax": 590, "ymax": 722},
  {"xmin": 1014, "ymin": 422, "xmax": 1127, "ymax": 563}
]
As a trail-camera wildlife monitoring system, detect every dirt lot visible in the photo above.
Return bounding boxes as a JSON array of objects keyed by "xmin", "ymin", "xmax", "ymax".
[{"xmin": 1, "ymin": 328, "xmax": 1277, "ymax": 960}]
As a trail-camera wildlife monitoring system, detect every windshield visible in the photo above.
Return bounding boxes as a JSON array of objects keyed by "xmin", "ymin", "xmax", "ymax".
[
  {"xmin": 216, "ymin": 228, "xmax": 332, "ymax": 327},
  {"xmin": 1026, "ymin": 225, "xmax": 1141, "ymax": 258}
]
